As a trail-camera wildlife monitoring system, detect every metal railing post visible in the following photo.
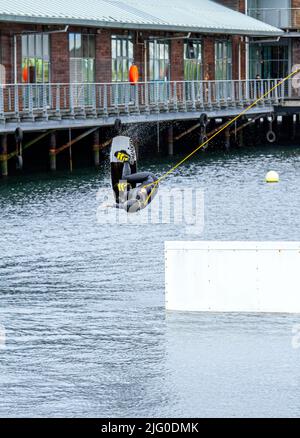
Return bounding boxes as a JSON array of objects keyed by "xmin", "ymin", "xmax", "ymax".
[
  {"xmin": 238, "ymin": 81, "xmax": 243, "ymax": 107},
  {"xmin": 103, "ymin": 84, "xmax": 108, "ymax": 116},
  {"xmin": 182, "ymin": 82, "xmax": 187, "ymax": 112},
  {"xmin": 55, "ymin": 84, "xmax": 61, "ymax": 116},
  {"xmin": 43, "ymin": 84, "xmax": 48, "ymax": 119},
  {"xmin": 199, "ymin": 81, "xmax": 204, "ymax": 110},
  {"xmin": 207, "ymin": 81, "xmax": 212, "ymax": 109},
  {"xmin": 267, "ymin": 79, "xmax": 271, "ymax": 104},
  {"xmin": 92, "ymin": 84, "xmax": 96, "ymax": 113},
  {"xmin": 274, "ymin": 80, "xmax": 279, "ymax": 105},
  {"xmin": 69, "ymin": 84, "xmax": 75, "ymax": 116},
  {"xmin": 0, "ymin": 87, "xmax": 4, "ymax": 118},
  {"xmin": 113, "ymin": 84, "xmax": 118, "ymax": 112},
  {"xmin": 1, "ymin": 78, "xmax": 296, "ymax": 123},
  {"xmin": 124, "ymin": 83, "xmax": 129, "ymax": 114},
  {"xmin": 215, "ymin": 81, "xmax": 221, "ymax": 108},
  {"xmin": 155, "ymin": 82, "xmax": 159, "ymax": 113},
  {"xmin": 260, "ymin": 80, "xmax": 264, "ymax": 105},
  {"xmin": 164, "ymin": 82, "xmax": 169, "ymax": 112},
  {"xmin": 14, "ymin": 84, "xmax": 19, "ymax": 116},
  {"xmin": 144, "ymin": 82, "xmax": 150, "ymax": 114},
  {"xmin": 173, "ymin": 82, "xmax": 178, "ymax": 112},
  {"xmin": 135, "ymin": 84, "xmax": 140, "ymax": 114},
  {"xmin": 191, "ymin": 81, "xmax": 196, "ymax": 111},
  {"xmin": 245, "ymin": 79, "xmax": 250, "ymax": 103},
  {"xmin": 230, "ymin": 80, "xmax": 234, "ymax": 106},
  {"xmin": 253, "ymin": 79, "xmax": 257, "ymax": 101},
  {"xmin": 28, "ymin": 85, "xmax": 33, "ymax": 116}
]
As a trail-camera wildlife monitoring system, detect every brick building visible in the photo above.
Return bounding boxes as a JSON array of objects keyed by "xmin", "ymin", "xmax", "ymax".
[
  {"xmin": 0, "ymin": 0, "xmax": 288, "ymax": 176},
  {"xmin": 0, "ymin": 0, "xmax": 279, "ymax": 88},
  {"xmin": 247, "ymin": 0, "xmax": 300, "ymax": 79}
]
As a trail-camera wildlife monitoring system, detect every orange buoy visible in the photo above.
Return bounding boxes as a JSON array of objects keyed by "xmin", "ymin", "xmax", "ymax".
[
  {"xmin": 129, "ymin": 64, "xmax": 139, "ymax": 83},
  {"xmin": 22, "ymin": 66, "xmax": 28, "ymax": 83}
]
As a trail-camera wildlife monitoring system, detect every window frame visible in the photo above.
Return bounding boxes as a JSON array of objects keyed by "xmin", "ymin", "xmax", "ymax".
[
  {"xmin": 184, "ymin": 40, "xmax": 203, "ymax": 82},
  {"xmin": 111, "ymin": 35, "xmax": 134, "ymax": 82},
  {"xmin": 148, "ymin": 39, "xmax": 170, "ymax": 82},
  {"xmin": 215, "ymin": 40, "xmax": 232, "ymax": 81},
  {"xmin": 21, "ymin": 33, "xmax": 51, "ymax": 84},
  {"xmin": 69, "ymin": 33, "xmax": 96, "ymax": 84},
  {"xmin": 249, "ymin": 43, "xmax": 289, "ymax": 79}
]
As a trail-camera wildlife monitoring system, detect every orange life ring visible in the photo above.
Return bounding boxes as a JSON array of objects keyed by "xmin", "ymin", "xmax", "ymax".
[{"xmin": 129, "ymin": 64, "xmax": 139, "ymax": 83}]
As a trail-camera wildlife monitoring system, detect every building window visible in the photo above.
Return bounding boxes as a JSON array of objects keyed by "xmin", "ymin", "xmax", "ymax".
[
  {"xmin": 21, "ymin": 34, "xmax": 50, "ymax": 83},
  {"xmin": 0, "ymin": 34, "xmax": 2, "ymax": 65},
  {"xmin": 149, "ymin": 40, "xmax": 170, "ymax": 81},
  {"xmin": 69, "ymin": 33, "xmax": 95, "ymax": 83},
  {"xmin": 215, "ymin": 41, "xmax": 232, "ymax": 80},
  {"xmin": 112, "ymin": 35, "xmax": 134, "ymax": 82},
  {"xmin": 249, "ymin": 44, "xmax": 289, "ymax": 79},
  {"xmin": 184, "ymin": 41, "xmax": 203, "ymax": 81},
  {"xmin": 0, "ymin": 34, "xmax": 4, "ymax": 85}
]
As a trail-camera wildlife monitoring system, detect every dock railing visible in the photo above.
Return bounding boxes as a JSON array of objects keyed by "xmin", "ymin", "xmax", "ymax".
[
  {"xmin": 0, "ymin": 79, "xmax": 289, "ymax": 122},
  {"xmin": 247, "ymin": 8, "xmax": 300, "ymax": 29}
]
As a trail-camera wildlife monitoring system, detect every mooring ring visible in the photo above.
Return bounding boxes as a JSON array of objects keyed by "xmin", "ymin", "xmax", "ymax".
[{"xmin": 266, "ymin": 130, "xmax": 276, "ymax": 143}]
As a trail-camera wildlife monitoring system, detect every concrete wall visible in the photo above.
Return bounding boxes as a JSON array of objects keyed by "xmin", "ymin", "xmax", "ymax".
[{"xmin": 165, "ymin": 241, "xmax": 300, "ymax": 313}]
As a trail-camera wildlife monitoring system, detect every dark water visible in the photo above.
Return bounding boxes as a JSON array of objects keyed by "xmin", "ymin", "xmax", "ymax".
[{"xmin": 0, "ymin": 145, "xmax": 300, "ymax": 418}]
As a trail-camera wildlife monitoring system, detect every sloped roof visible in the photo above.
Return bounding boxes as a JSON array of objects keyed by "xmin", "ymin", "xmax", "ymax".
[{"xmin": 0, "ymin": 0, "xmax": 282, "ymax": 36}]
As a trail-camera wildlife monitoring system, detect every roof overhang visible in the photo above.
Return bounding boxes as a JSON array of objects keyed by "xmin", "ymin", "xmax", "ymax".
[{"xmin": 0, "ymin": 15, "xmax": 283, "ymax": 37}]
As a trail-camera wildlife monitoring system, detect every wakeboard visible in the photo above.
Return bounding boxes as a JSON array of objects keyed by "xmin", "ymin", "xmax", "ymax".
[{"xmin": 110, "ymin": 136, "xmax": 137, "ymax": 203}]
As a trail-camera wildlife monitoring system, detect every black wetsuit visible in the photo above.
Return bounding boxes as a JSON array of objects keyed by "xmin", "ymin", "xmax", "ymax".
[{"xmin": 116, "ymin": 161, "xmax": 158, "ymax": 213}]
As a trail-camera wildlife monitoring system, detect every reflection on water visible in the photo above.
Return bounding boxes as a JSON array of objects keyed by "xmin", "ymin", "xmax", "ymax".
[{"xmin": 0, "ymin": 145, "xmax": 300, "ymax": 417}]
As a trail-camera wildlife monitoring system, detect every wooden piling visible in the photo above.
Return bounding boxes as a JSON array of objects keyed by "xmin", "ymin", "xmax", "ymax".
[
  {"xmin": 290, "ymin": 115, "xmax": 296, "ymax": 140},
  {"xmin": 225, "ymin": 127, "xmax": 230, "ymax": 150},
  {"xmin": 49, "ymin": 131, "xmax": 57, "ymax": 171},
  {"xmin": 168, "ymin": 126, "xmax": 174, "ymax": 156},
  {"xmin": 68, "ymin": 129, "xmax": 73, "ymax": 172},
  {"xmin": 293, "ymin": 114, "xmax": 297, "ymax": 140},
  {"xmin": 157, "ymin": 121, "xmax": 160, "ymax": 153},
  {"xmin": 0, "ymin": 134, "xmax": 8, "ymax": 177},
  {"xmin": 239, "ymin": 126, "xmax": 244, "ymax": 148},
  {"xmin": 295, "ymin": 114, "xmax": 300, "ymax": 139},
  {"xmin": 93, "ymin": 129, "xmax": 100, "ymax": 167}
]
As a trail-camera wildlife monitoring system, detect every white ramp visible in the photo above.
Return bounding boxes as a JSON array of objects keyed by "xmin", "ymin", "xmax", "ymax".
[{"xmin": 165, "ymin": 241, "xmax": 300, "ymax": 313}]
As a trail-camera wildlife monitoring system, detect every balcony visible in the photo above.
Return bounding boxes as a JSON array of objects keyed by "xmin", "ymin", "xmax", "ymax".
[
  {"xmin": 0, "ymin": 79, "xmax": 290, "ymax": 129},
  {"xmin": 247, "ymin": 8, "xmax": 300, "ymax": 29}
]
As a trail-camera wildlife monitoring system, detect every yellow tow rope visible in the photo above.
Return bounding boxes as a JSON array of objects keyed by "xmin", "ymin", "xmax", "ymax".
[{"xmin": 143, "ymin": 68, "xmax": 300, "ymax": 206}]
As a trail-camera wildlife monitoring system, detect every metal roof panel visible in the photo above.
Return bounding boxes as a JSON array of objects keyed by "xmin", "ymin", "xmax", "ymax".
[{"xmin": 0, "ymin": 0, "xmax": 283, "ymax": 35}]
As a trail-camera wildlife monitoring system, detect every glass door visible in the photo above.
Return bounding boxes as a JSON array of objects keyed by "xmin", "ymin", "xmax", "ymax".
[
  {"xmin": 21, "ymin": 33, "xmax": 50, "ymax": 109},
  {"xmin": 69, "ymin": 33, "xmax": 95, "ymax": 106},
  {"xmin": 148, "ymin": 40, "xmax": 170, "ymax": 104},
  {"xmin": 215, "ymin": 41, "xmax": 232, "ymax": 101}
]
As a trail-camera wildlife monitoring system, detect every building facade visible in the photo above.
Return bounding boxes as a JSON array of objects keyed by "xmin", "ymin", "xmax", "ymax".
[
  {"xmin": 0, "ymin": 22, "xmax": 245, "ymax": 88},
  {"xmin": 0, "ymin": 0, "xmax": 278, "ymax": 89},
  {"xmin": 247, "ymin": 0, "xmax": 300, "ymax": 79},
  {"xmin": 0, "ymin": 0, "xmax": 288, "ymax": 176}
]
